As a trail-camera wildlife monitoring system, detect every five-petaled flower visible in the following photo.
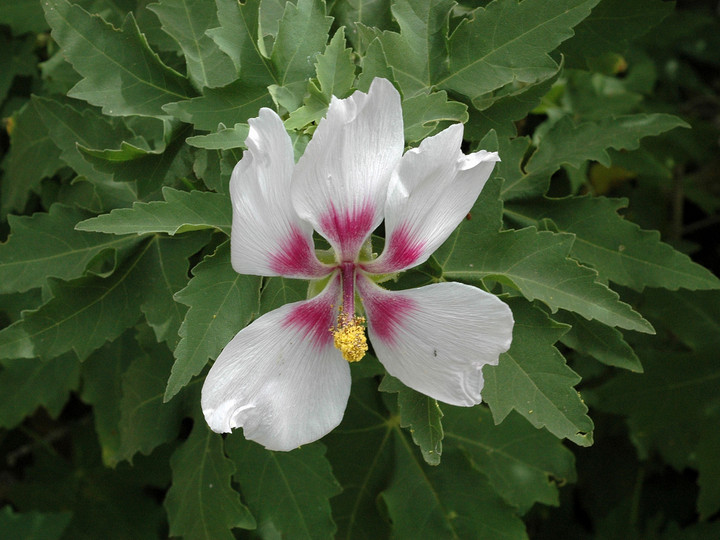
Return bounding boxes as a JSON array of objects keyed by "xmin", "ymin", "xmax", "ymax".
[{"xmin": 201, "ymin": 78, "xmax": 514, "ymax": 451}]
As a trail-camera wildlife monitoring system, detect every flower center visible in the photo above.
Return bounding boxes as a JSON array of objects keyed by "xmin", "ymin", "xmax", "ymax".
[{"xmin": 331, "ymin": 263, "xmax": 368, "ymax": 363}]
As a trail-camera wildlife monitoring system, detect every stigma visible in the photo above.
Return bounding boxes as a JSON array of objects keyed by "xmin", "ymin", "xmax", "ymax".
[{"xmin": 332, "ymin": 311, "xmax": 368, "ymax": 363}]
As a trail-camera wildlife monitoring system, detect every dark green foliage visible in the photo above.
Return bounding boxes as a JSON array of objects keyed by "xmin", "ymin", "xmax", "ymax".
[{"xmin": 1, "ymin": 0, "xmax": 719, "ymax": 538}]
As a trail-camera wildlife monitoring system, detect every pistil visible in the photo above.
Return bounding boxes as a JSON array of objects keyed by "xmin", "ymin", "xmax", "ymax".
[{"xmin": 332, "ymin": 263, "xmax": 368, "ymax": 363}]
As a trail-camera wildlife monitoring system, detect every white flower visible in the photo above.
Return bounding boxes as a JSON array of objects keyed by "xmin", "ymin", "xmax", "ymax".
[{"xmin": 201, "ymin": 78, "xmax": 514, "ymax": 451}]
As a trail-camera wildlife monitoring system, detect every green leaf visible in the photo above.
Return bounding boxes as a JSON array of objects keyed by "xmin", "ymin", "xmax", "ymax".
[
  {"xmin": 371, "ymin": 0, "xmax": 453, "ymax": 96},
  {"xmin": 226, "ymin": 437, "xmax": 341, "ymax": 539},
  {"xmin": 117, "ymin": 338, "xmax": 183, "ymax": 463},
  {"xmin": 444, "ymin": 407, "xmax": 576, "ymax": 513},
  {"xmin": 165, "ymin": 419, "xmax": 256, "ymax": 539},
  {"xmin": 80, "ymin": 335, "xmax": 134, "ymax": 466},
  {"xmin": 271, "ymin": 0, "xmax": 332, "ymax": 86},
  {"xmin": 436, "ymin": 178, "xmax": 654, "ymax": 334},
  {"xmin": 148, "ymin": 0, "xmax": 236, "ymax": 89},
  {"xmin": 381, "ymin": 443, "xmax": 527, "ymax": 539},
  {"xmin": 559, "ymin": 0, "xmax": 674, "ymax": 68},
  {"xmin": 508, "ymin": 196, "xmax": 720, "ymax": 291},
  {"xmin": 0, "ymin": 203, "xmax": 140, "ymax": 294},
  {"xmin": 0, "ymin": 0, "xmax": 48, "ymax": 34},
  {"xmin": 554, "ymin": 311, "xmax": 642, "ymax": 372},
  {"xmin": 334, "ymin": 0, "xmax": 393, "ymax": 49},
  {"xmin": 186, "ymin": 123, "xmax": 249, "ymax": 150},
  {"xmin": 379, "ymin": 375, "xmax": 444, "ymax": 466},
  {"xmin": 315, "ymin": 27, "xmax": 356, "ymax": 100},
  {"xmin": 325, "ymin": 379, "xmax": 394, "ymax": 539},
  {"xmin": 285, "ymin": 27, "xmax": 356, "ymax": 129},
  {"xmin": 80, "ymin": 129, "xmax": 193, "ymax": 199},
  {"xmin": 164, "ymin": 79, "xmax": 274, "ymax": 130},
  {"xmin": 32, "ymin": 96, "xmax": 133, "ymax": 183},
  {"xmin": 466, "ymin": 63, "xmax": 562, "ymax": 139},
  {"xmin": 138, "ymin": 232, "xmax": 209, "ymax": 347},
  {"xmin": 77, "ymin": 187, "xmax": 232, "ymax": 236},
  {"xmin": 596, "ymin": 348, "xmax": 718, "ymax": 471},
  {"xmin": 0, "ymin": 235, "xmax": 202, "ymax": 361},
  {"xmin": 43, "ymin": 0, "xmax": 194, "ymax": 117},
  {"xmin": 482, "ymin": 299, "xmax": 594, "ymax": 446},
  {"xmin": 208, "ymin": 0, "xmax": 277, "ymax": 86},
  {"xmin": 697, "ymin": 424, "xmax": 720, "ymax": 520},
  {"xmin": 402, "ymin": 91, "xmax": 468, "ymax": 143},
  {"xmin": 0, "ymin": 507, "xmax": 70, "ymax": 540},
  {"xmin": 526, "ymin": 114, "xmax": 690, "ymax": 174},
  {"xmin": 2, "ymin": 99, "xmax": 63, "ymax": 217},
  {"xmin": 640, "ymin": 289, "xmax": 720, "ymax": 352},
  {"xmin": 258, "ymin": 276, "xmax": 308, "ymax": 314},
  {"xmin": 441, "ymin": 0, "xmax": 598, "ymax": 100},
  {"xmin": 0, "ymin": 354, "xmax": 79, "ymax": 429},
  {"xmin": 166, "ymin": 241, "xmax": 262, "ymax": 401}
]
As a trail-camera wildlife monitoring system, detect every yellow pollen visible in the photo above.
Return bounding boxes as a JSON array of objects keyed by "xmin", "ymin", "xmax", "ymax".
[{"xmin": 332, "ymin": 314, "xmax": 368, "ymax": 363}]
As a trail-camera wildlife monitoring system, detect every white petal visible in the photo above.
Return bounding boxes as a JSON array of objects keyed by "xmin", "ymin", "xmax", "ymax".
[
  {"xmin": 201, "ymin": 275, "xmax": 350, "ymax": 451},
  {"xmin": 364, "ymin": 124, "xmax": 499, "ymax": 274},
  {"xmin": 292, "ymin": 78, "xmax": 404, "ymax": 261},
  {"xmin": 358, "ymin": 276, "xmax": 513, "ymax": 406},
  {"xmin": 230, "ymin": 108, "xmax": 330, "ymax": 279}
]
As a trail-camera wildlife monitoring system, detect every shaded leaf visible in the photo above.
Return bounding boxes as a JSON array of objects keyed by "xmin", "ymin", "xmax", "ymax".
[
  {"xmin": 77, "ymin": 187, "xmax": 231, "ymax": 236},
  {"xmin": 0, "ymin": 354, "xmax": 79, "ymax": 429},
  {"xmin": 1, "ymin": 98, "xmax": 63, "ymax": 217},
  {"xmin": 165, "ymin": 419, "xmax": 256, "ymax": 539},
  {"xmin": 148, "ymin": 0, "xmax": 236, "ymax": 89},
  {"xmin": 379, "ymin": 375, "xmax": 444, "ymax": 466},
  {"xmin": 226, "ymin": 437, "xmax": 341, "ymax": 539},
  {"xmin": 482, "ymin": 299, "xmax": 594, "ymax": 446},
  {"xmin": 166, "ymin": 241, "xmax": 262, "ymax": 401},
  {"xmin": 186, "ymin": 123, "xmax": 249, "ymax": 150},
  {"xmin": 441, "ymin": 0, "xmax": 599, "ymax": 100},
  {"xmin": 208, "ymin": 0, "xmax": 277, "ymax": 86},
  {"xmin": 444, "ymin": 407, "xmax": 576, "ymax": 513},
  {"xmin": 0, "ymin": 507, "xmax": 70, "ymax": 540},
  {"xmin": 43, "ymin": 0, "xmax": 194, "ymax": 117},
  {"xmin": 436, "ymin": 178, "xmax": 654, "ymax": 333},
  {"xmin": 117, "ymin": 338, "xmax": 184, "ymax": 462},
  {"xmin": 164, "ymin": 79, "xmax": 274, "ymax": 131},
  {"xmin": 554, "ymin": 311, "xmax": 642, "ymax": 372},
  {"xmin": 0, "ymin": 204, "xmax": 139, "ymax": 294}
]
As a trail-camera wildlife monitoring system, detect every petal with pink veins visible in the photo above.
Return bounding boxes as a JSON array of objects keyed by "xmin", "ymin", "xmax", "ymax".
[
  {"xmin": 364, "ymin": 124, "xmax": 499, "ymax": 274},
  {"xmin": 358, "ymin": 276, "xmax": 514, "ymax": 406},
  {"xmin": 230, "ymin": 108, "xmax": 330, "ymax": 279},
  {"xmin": 201, "ymin": 275, "xmax": 350, "ymax": 451},
  {"xmin": 292, "ymin": 78, "xmax": 404, "ymax": 261}
]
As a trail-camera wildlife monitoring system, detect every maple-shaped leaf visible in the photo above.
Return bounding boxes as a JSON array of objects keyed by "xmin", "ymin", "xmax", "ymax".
[
  {"xmin": 509, "ymin": 195, "xmax": 720, "ymax": 292},
  {"xmin": 165, "ymin": 241, "xmax": 262, "ymax": 401},
  {"xmin": 0, "ymin": 234, "xmax": 205, "ymax": 361},
  {"xmin": 76, "ymin": 188, "xmax": 232, "ymax": 237},
  {"xmin": 43, "ymin": 0, "xmax": 194, "ymax": 117},
  {"xmin": 441, "ymin": 0, "xmax": 599, "ymax": 100},
  {"xmin": 436, "ymin": 178, "xmax": 653, "ymax": 334},
  {"xmin": 379, "ymin": 375, "xmax": 444, "ymax": 465},
  {"xmin": 0, "ymin": 204, "xmax": 140, "ymax": 294},
  {"xmin": 226, "ymin": 437, "xmax": 341, "ymax": 539},
  {"xmin": 482, "ymin": 299, "xmax": 594, "ymax": 446},
  {"xmin": 445, "ymin": 407, "xmax": 577, "ymax": 513},
  {"xmin": 165, "ymin": 414, "xmax": 256, "ymax": 539},
  {"xmin": 148, "ymin": 0, "xmax": 236, "ymax": 89}
]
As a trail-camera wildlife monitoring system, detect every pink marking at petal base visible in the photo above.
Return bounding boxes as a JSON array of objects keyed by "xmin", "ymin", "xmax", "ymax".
[
  {"xmin": 319, "ymin": 202, "xmax": 375, "ymax": 260},
  {"xmin": 283, "ymin": 275, "xmax": 339, "ymax": 348},
  {"xmin": 269, "ymin": 226, "xmax": 329, "ymax": 278},
  {"xmin": 359, "ymin": 279, "xmax": 415, "ymax": 345},
  {"xmin": 378, "ymin": 224, "xmax": 425, "ymax": 271}
]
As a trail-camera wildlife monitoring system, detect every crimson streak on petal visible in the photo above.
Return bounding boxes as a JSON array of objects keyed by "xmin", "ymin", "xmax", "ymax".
[
  {"xmin": 319, "ymin": 202, "xmax": 375, "ymax": 261},
  {"xmin": 283, "ymin": 275, "xmax": 339, "ymax": 347},
  {"xmin": 269, "ymin": 226, "xmax": 329, "ymax": 277},
  {"xmin": 358, "ymin": 276, "xmax": 415, "ymax": 345},
  {"xmin": 370, "ymin": 223, "xmax": 425, "ymax": 272}
]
